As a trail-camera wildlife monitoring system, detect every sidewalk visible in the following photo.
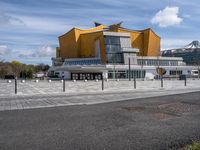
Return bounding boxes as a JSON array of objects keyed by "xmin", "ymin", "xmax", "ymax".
[
  {"xmin": 0, "ymin": 83, "xmax": 200, "ymax": 111},
  {"xmin": 0, "ymin": 79, "xmax": 200, "ymax": 97}
]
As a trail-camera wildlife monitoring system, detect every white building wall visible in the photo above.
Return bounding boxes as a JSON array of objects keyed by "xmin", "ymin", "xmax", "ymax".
[{"xmin": 120, "ymin": 37, "xmax": 131, "ymax": 48}]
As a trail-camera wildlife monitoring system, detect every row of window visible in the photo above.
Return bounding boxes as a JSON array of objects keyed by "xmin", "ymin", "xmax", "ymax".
[
  {"xmin": 162, "ymin": 49, "xmax": 200, "ymax": 65},
  {"xmin": 71, "ymin": 73, "xmax": 102, "ymax": 80},
  {"xmin": 108, "ymin": 70, "xmax": 146, "ymax": 79},
  {"xmin": 64, "ymin": 59, "xmax": 101, "ymax": 65},
  {"xmin": 108, "ymin": 70, "xmax": 183, "ymax": 78},
  {"xmin": 137, "ymin": 59, "xmax": 178, "ymax": 66},
  {"xmin": 169, "ymin": 70, "xmax": 182, "ymax": 75}
]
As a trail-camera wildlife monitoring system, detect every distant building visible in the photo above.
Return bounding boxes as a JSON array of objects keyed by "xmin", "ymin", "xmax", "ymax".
[
  {"xmin": 162, "ymin": 41, "xmax": 200, "ymax": 65},
  {"xmin": 49, "ymin": 22, "xmax": 197, "ymax": 80}
]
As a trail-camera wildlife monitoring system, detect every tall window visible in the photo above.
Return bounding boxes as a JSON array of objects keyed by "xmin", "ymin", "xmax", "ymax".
[{"xmin": 104, "ymin": 36, "xmax": 124, "ymax": 64}]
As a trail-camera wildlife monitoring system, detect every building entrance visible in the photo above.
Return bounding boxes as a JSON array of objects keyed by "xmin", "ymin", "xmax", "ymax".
[{"xmin": 71, "ymin": 73, "xmax": 102, "ymax": 80}]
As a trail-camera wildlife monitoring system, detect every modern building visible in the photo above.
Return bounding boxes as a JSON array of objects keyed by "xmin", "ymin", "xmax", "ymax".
[
  {"xmin": 49, "ymin": 22, "xmax": 197, "ymax": 80},
  {"xmin": 56, "ymin": 22, "xmax": 160, "ymax": 62},
  {"xmin": 162, "ymin": 41, "xmax": 200, "ymax": 65}
]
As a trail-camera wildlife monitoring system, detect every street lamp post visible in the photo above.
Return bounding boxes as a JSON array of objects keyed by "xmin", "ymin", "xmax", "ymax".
[
  {"xmin": 112, "ymin": 55, "xmax": 116, "ymax": 80},
  {"xmin": 128, "ymin": 56, "xmax": 131, "ymax": 81},
  {"xmin": 15, "ymin": 76, "xmax": 17, "ymax": 94},
  {"xmin": 198, "ymin": 64, "xmax": 200, "ymax": 80},
  {"xmin": 161, "ymin": 75, "xmax": 163, "ymax": 88},
  {"xmin": 139, "ymin": 51, "xmax": 145, "ymax": 81},
  {"xmin": 176, "ymin": 67, "xmax": 178, "ymax": 79},
  {"xmin": 102, "ymin": 73, "xmax": 104, "ymax": 91},
  {"xmin": 63, "ymin": 77, "xmax": 65, "ymax": 92},
  {"xmin": 134, "ymin": 72, "xmax": 136, "ymax": 89}
]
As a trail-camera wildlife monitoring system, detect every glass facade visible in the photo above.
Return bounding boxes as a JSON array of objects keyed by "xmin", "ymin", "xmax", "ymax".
[
  {"xmin": 137, "ymin": 59, "xmax": 178, "ymax": 66},
  {"xmin": 104, "ymin": 36, "xmax": 124, "ymax": 64},
  {"xmin": 108, "ymin": 70, "xmax": 146, "ymax": 79},
  {"xmin": 169, "ymin": 70, "xmax": 182, "ymax": 75},
  {"xmin": 71, "ymin": 73, "xmax": 102, "ymax": 80},
  {"xmin": 162, "ymin": 48, "xmax": 200, "ymax": 65},
  {"xmin": 64, "ymin": 58, "xmax": 101, "ymax": 65},
  {"xmin": 173, "ymin": 50, "xmax": 200, "ymax": 65}
]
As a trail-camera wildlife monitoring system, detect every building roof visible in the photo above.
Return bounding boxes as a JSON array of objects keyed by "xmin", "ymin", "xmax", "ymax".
[{"xmin": 58, "ymin": 22, "xmax": 159, "ymax": 38}]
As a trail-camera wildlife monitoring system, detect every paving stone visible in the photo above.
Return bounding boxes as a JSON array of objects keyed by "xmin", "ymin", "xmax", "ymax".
[{"xmin": 0, "ymin": 79, "xmax": 200, "ymax": 111}]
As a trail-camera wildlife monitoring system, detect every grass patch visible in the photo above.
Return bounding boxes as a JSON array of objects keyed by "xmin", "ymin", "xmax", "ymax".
[{"xmin": 179, "ymin": 141, "xmax": 200, "ymax": 150}]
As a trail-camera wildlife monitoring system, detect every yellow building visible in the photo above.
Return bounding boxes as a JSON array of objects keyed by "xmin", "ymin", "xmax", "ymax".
[
  {"xmin": 49, "ymin": 22, "xmax": 172, "ymax": 80},
  {"xmin": 56, "ymin": 22, "xmax": 160, "ymax": 64}
]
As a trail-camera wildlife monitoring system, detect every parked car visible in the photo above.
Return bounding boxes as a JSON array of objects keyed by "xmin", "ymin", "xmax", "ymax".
[{"xmin": 4, "ymin": 75, "xmax": 15, "ymax": 79}]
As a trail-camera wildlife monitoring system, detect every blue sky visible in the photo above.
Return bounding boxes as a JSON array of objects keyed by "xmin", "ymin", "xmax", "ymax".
[{"xmin": 0, "ymin": 0, "xmax": 199, "ymax": 64}]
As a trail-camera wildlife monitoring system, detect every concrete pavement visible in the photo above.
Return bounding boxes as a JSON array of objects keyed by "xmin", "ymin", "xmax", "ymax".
[
  {"xmin": 0, "ymin": 92, "xmax": 200, "ymax": 150},
  {"xmin": 1, "ymin": 87, "xmax": 200, "ymax": 111},
  {"xmin": 1, "ymin": 79, "xmax": 200, "ymax": 96}
]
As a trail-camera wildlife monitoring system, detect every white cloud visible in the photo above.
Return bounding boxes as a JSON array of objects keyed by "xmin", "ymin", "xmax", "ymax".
[
  {"xmin": 151, "ymin": 6, "xmax": 183, "ymax": 27},
  {"xmin": 18, "ymin": 45, "xmax": 55, "ymax": 58},
  {"xmin": 0, "ymin": 45, "xmax": 12, "ymax": 55},
  {"xmin": 161, "ymin": 38, "xmax": 193, "ymax": 50},
  {"xmin": 16, "ymin": 15, "xmax": 73, "ymax": 33},
  {"xmin": 0, "ymin": 12, "xmax": 25, "ymax": 26},
  {"xmin": 33, "ymin": 45, "xmax": 55, "ymax": 57}
]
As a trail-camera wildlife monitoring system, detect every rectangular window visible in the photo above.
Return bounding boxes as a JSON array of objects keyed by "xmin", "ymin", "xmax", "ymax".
[
  {"xmin": 104, "ymin": 36, "xmax": 124, "ymax": 64},
  {"xmin": 169, "ymin": 70, "xmax": 182, "ymax": 75}
]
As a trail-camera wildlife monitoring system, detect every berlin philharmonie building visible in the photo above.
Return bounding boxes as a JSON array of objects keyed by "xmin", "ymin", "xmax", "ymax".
[{"xmin": 48, "ymin": 22, "xmax": 197, "ymax": 80}]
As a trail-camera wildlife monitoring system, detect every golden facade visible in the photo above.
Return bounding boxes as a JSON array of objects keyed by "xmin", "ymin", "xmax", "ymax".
[{"xmin": 56, "ymin": 23, "xmax": 160, "ymax": 64}]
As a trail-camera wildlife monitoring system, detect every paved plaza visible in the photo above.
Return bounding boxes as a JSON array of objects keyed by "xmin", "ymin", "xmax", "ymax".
[
  {"xmin": 1, "ymin": 79, "xmax": 200, "ymax": 96},
  {"xmin": 0, "ymin": 92, "xmax": 200, "ymax": 150},
  {"xmin": 0, "ymin": 79, "xmax": 200, "ymax": 111},
  {"xmin": 0, "ymin": 80, "xmax": 200, "ymax": 150}
]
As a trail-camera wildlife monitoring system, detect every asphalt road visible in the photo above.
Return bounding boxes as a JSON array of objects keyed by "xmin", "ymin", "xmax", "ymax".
[{"xmin": 0, "ymin": 92, "xmax": 200, "ymax": 150}]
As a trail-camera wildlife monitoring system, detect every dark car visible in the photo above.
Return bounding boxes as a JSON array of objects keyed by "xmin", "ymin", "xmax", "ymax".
[{"xmin": 4, "ymin": 75, "xmax": 15, "ymax": 79}]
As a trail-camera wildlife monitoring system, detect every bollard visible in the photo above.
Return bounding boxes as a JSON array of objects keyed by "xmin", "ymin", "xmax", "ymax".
[
  {"xmin": 63, "ymin": 79, "xmax": 65, "ymax": 92},
  {"xmin": 184, "ymin": 77, "xmax": 187, "ymax": 86},
  {"xmin": 128, "ymin": 57, "xmax": 131, "ymax": 81},
  {"xmin": 102, "ymin": 78, "xmax": 104, "ymax": 91},
  {"xmin": 134, "ymin": 74, "xmax": 136, "ymax": 89},
  {"xmin": 15, "ymin": 77, "xmax": 17, "ymax": 94},
  {"xmin": 161, "ymin": 76, "xmax": 163, "ymax": 88}
]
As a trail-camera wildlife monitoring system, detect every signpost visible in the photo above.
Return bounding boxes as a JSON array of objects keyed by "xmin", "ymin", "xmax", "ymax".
[{"xmin": 156, "ymin": 67, "xmax": 166, "ymax": 88}]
